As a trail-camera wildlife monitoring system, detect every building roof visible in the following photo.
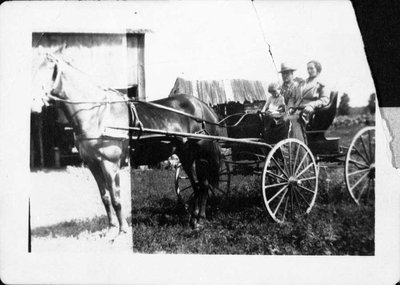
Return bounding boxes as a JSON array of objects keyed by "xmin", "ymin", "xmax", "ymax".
[{"xmin": 169, "ymin": 77, "xmax": 269, "ymax": 105}]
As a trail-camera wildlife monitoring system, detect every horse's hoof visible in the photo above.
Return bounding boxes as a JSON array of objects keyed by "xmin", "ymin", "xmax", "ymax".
[
  {"xmin": 190, "ymin": 218, "xmax": 205, "ymax": 231},
  {"xmin": 109, "ymin": 220, "xmax": 118, "ymax": 228},
  {"xmin": 190, "ymin": 216, "xmax": 197, "ymax": 229},
  {"xmin": 119, "ymin": 224, "xmax": 129, "ymax": 234},
  {"xmin": 108, "ymin": 225, "xmax": 118, "ymax": 232},
  {"xmin": 193, "ymin": 222, "xmax": 204, "ymax": 231},
  {"xmin": 119, "ymin": 229, "xmax": 128, "ymax": 234}
]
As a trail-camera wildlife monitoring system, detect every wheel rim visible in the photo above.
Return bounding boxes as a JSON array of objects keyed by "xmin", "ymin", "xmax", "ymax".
[
  {"xmin": 174, "ymin": 159, "xmax": 231, "ymax": 205},
  {"xmin": 211, "ymin": 160, "xmax": 231, "ymax": 197},
  {"xmin": 262, "ymin": 138, "xmax": 318, "ymax": 223},
  {"xmin": 345, "ymin": 126, "xmax": 375, "ymax": 205},
  {"xmin": 175, "ymin": 163, "xmax": 194, "ymax": 206}
]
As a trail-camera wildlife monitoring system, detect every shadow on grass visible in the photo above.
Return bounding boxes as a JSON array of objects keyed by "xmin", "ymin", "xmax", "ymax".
[{"xmin": 32, "ymin": 216, "xmax": 133, "ymax": 238}]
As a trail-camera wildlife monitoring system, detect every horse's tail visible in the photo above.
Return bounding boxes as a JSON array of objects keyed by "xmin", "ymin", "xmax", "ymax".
[
  {"xmin": 207, "ymin": 140, "xmax": 221, "ymax": 189},
  {"xmin": 198, "ymin": 104, "xmax": 222, "ymax": 188}
]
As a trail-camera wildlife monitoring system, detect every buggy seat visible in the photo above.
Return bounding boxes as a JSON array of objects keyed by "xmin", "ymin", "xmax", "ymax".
[
  {"xmin": 305, "ymin": 91, "xmax": 340, "ymax": 155},
  {"xmin": 306, "ymin": 91, "xmax": 338, "ymax": 132}
]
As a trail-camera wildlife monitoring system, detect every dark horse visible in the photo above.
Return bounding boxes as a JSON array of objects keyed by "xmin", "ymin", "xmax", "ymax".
[{"xmin": 40, "ymin": 54, "xmax": 221, "ymax": 232}]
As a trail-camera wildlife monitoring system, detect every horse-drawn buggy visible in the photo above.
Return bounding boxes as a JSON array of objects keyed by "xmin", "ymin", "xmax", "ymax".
[
  {"xmin": 39, "ymin": 53, "xmax": 375, "ymax": 231},
  {"xmin": 174, "ymin": 91, "xmax": 375, "ymax": 223}
]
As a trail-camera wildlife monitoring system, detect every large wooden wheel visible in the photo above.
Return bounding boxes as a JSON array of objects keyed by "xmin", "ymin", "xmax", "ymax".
[
  {"xmin": 262, "ymin": 138, "xmax": 318, "ymax": 223},
  {"xmin": 345, "ymin": 126, "xmax": 375, "ymax": 205},
  {"xmin": 174, "ymin": 159, "xmax": 231, "ymax": 206}
]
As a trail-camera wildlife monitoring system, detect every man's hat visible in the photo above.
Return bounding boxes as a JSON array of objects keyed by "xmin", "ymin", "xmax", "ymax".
[{"xmin": 279, "ymin": 63, "xmax": 296, "ymax": 73}]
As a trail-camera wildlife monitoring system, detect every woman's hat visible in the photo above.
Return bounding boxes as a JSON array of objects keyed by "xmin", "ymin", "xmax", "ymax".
[{"xmin": 279, "ymin": 63, "xmax": 296, "ymax": 73}]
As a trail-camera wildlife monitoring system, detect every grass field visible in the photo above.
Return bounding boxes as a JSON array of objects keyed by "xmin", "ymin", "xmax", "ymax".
[
  {"xmin": 129, "ymin": 170, "xmax": 373, "ymax": 255},
  {"xmin": 31, "ymin": 123, "xmax": 374, "ymax": 254}
]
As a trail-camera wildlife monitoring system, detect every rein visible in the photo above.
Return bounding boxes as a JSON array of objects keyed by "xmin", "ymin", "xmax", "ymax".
[
  {"xmin": 48, "ymin": 93, "xmax": 255, "ymax": 129},
  {"xmin": 48, "ymin": 91, "xmax": 258, "ymax": 131},
  {"xmin": 45, "ymin": 53, "xmax": 254, "ymax": 133},
  {"xmin": 47, "ymin": 90, "xmax": 225, "ymax": 127},
  {"xmin": 46, "ymin": 93, "xmax": 130, "ymax": 105}
]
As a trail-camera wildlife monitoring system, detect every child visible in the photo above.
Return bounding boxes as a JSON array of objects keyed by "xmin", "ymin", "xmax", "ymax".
[
  {"xmin": 261, "ymin": 82, "xmax": 286, "ymax": 141},
  {"xmin": 262, "ymin": 82, "xmax": 286, "ymax": 114}
]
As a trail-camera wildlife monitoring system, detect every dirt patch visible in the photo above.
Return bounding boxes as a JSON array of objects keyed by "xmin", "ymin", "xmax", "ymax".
[
  {"xmin": 30, "ymin": 166, "xmax": 132, "ymax": 252},
  {"xmin": 30, "ymin": 166, "xmax": 131, "ymax": 228}
]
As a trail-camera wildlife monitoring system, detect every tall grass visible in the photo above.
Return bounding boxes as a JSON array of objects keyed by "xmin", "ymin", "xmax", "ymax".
[
  {"xmin": 127, "ymin": 123, "xmax": 374, "ymax": 254},
  {"xmin": 32, "ymin": 123, "xmax": 374, "ymax": 255},
  {"xmin": 128, "ymin": 167, "xmax": 374, "ymax": 255}
]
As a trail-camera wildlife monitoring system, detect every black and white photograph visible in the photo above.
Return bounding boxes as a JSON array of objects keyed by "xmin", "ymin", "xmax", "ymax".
[{"xmin": 1, "ymin": 1, "xmax": 399, "ymax": 284}]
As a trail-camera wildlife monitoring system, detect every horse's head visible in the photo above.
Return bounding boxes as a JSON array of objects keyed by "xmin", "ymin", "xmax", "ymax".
[
  {"xmin": 41, "ymin": 51, "xmax": 74, "ymax": 98},
  {"xmin": 43, "ymin": 53, "xmax": 68, "ymax": 100},
  {"xmin": 31, "ymin": 52, "xmax": 63, "ymax": 112},
  {"xmin": 39, "ymin": 52, "xmax": 106, "ymax": 104},
  {"xmin": 48, "ymin": 57, "xmax": 64, "ymax": 99}
]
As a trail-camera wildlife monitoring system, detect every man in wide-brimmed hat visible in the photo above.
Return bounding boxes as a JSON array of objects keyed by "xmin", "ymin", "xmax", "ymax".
[{"xmin": 278, "ymin": 62, "xmax": 298, "ymax": 106}]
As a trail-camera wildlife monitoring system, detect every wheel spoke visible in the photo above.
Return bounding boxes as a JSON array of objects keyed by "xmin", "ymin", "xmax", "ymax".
[
  {"xmin": 265, "ymin": 170, "xmax": 288, "ymax": 182},
  {"xmin": 267, "ymin": 184, "xmax": 289, "ymax": 204},
  {"xmin": 290, "ymin": 187, "xmax": 294, "ymax": 217},
  {"xmin": 293, "ymin": 143, "xmax": 300, "ymax": 177},
  {"xmin": 352, "ymin": 144, "xmax": 370, "ymax": 165},
  {"xmin": 349, "ymin": 159, "xmax": 369, "ymax": 169},
  {"xmin": 366, "ymin": 178, "xmax": 373, "ymax": 201},
  {"xmin": 296, "ymin": 184, "xmax": 315, "ymax": 194},
  {"xmin": 179, "ymin": 185, "xmax": 192, "ymax": 193},
  {"xmin": 350, "ymin": 172, "xmax": 369, "ymax": 192},
  {"xmin": 296, "ymin": 162, "xmax": 314, "ymax": 179},
  {"xmin": 273, "ymin": 188, "xmax": 289, "ymax": 215},
  {"xmin": 298, "ymin": 176, "xmax": 317, "ymax": 182},
  {"xmin": 282, "ymin": 191, "xmax": 290, "ymax": 222},
  {"xmin": 360, "ymin": 134, "xmax": 371, "ymax": 163},
  {"xmin": 368, "ymin": 131, "xmax": 373, "ymax": 162},
  {"xmin": 294, "ymin": 187, "xmax": 311, "ymax": 207},
  {"xmin": 348, "ymin": 168, "xmax": 370, "ymax": 177},
  {"xmin": 357, "ymin": 177, "xmax": 370, "ymax": 202},
  {"xmin": 265, "ymin": 181, "xmax": 288, "ymax": 190},
  {"xmin": 271, "ymin": 156, "xmax": 288, "ymax": 179},
  {"xmin": 288, "ymin": 142, "xmax": 293, "ymax": 175},
  {"xmin": 280, "ymin": 147, "xmax": 291, "ymax": 176},
  {"xmin": 295, "ymin": 152, "xmax": 309, "ymax": 176},
  {"xmin": 293, "ymin": 187, "xmax": 302, "ymax": 211}
]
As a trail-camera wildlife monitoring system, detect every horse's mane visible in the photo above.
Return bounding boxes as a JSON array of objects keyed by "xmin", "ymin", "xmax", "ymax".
[{"xmin": 51, "ymin": 64, "xmax": 58, "ymax": 81}]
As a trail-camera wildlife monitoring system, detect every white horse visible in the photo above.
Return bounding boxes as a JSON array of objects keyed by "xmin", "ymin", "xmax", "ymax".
[{"xmin": 35, "ymin": 52, "xmax": 130, "ymax": 233}]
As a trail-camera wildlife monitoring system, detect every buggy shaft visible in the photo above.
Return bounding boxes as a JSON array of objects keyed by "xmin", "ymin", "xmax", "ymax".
[{"xmin": 106, "ymin": 126, "xmax": 272, "ymax": 148}]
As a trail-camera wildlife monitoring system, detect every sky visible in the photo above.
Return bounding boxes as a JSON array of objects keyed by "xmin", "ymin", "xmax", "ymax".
[
  {"xmin": 136, "ymin": 1, "xmax": 376, "ymax": 107},
  {"xmin": 28, "ymin": 0, "xmax": 376, "ymax": 107}
]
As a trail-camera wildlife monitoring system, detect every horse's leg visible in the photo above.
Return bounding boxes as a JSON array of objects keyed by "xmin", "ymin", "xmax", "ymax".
[
  {"xmin": 178, "ymin": 142, "xmax": 209, "ymax": 229},
  {"xmin": 193, "ymin": 159, "xmax": 210, "ymax": 229},
  {"xmin": 180, "ymin": 160, "xmax": 197, "ymax": 207},
  {"xmin": 101, "ymin": 159, "xmax": 128, "ymax": 233},
  {"xmin": 87, "ymin": 161, "xmax": 117, "ymax": 228},
  {"xmin": 176, "ymin": 144, "xmax": 197, "ymax": 205}
]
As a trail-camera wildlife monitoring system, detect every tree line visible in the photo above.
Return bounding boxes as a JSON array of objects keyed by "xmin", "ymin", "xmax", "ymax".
[{"xmin": 338, "ymin": 93, "xmax": 375, "ymax": 116}]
